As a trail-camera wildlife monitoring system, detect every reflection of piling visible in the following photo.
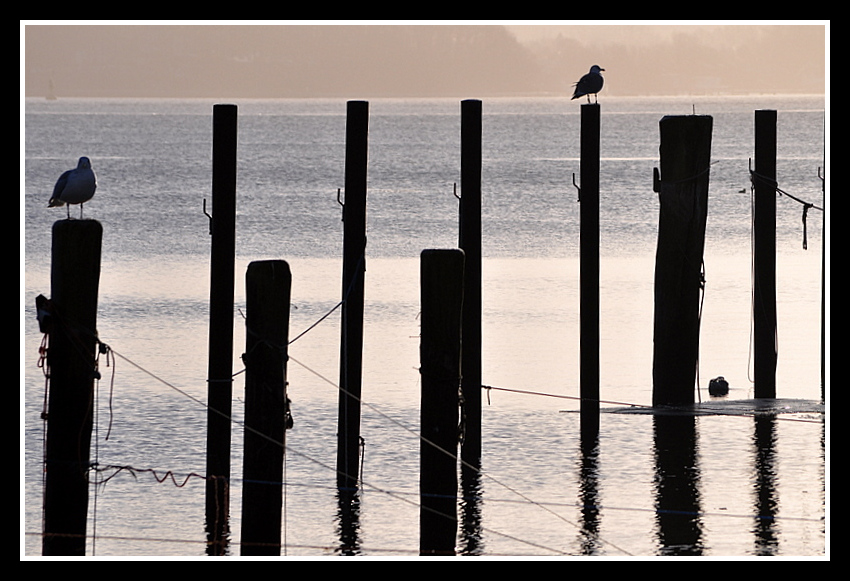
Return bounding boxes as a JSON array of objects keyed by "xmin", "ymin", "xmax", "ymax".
[
  {"xmin": 419, "ymin": 249, "xmax": 463, "ymax": 556},
  {"xmin": 579, "ymin": 103, "xmax": 600, "ymax": 437},
  {"xmin": 240, "ymin": 260, "xmax": 291, "ymax": 556},
  {"xmin": 42, "ymin": 219, "xmax": 102, "ymax": 556},
  {"xmin": 652, "ymin": 115, "xmax": 713, "ymax": 407},
  {"xmin": 753, "ymin": 110, "xmax": 777, "ymax": 399},
  {"xmin": 204, "ymin": 103, "xmax": 238, "ymax": 555},
  {"xmin": 459, "ymin": 99, "xmax": 482, "ymax": 467},
  {"xmin": 652, "ymin": 415, "xmax": 703, "ymax": 555},
  {"xmin": 752, "ymin": 416, "xmax": 779, "ymax": 553},
  {"xmin": 337, "ymin": 100, "xmax": 369, "ymax": 491}
]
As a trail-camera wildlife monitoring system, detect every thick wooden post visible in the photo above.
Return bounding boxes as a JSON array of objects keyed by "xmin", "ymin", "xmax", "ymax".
[
  {"xmin": 240, "ymin": 260, "xmax": 291, "ymax": 556},
  {"xmin": 652, "ymin": 115, "xmax": 713, "ymax": 407},
  {"xmin": 459, "ymin": 99, "xmax": 482, "ymax": 468},
  {"xmin": 419, "ymin": 249, "xmax": 464, "ymax": 556},
  {"xmin": 580, "ymin": 103, "xmax": 600, "ymax": 437},
  {"xmin": 204, "ymin": 103, "xmax": 238, "ymax": 555},
  {"xmin": 42, "ymin": 219, "xmax": 102, "ymax": 556},
  {"xmin": 337, "ymin": 100, "xmax": 369, "ymax": 491},
  {"xmin": 753, "ymin": 110, "xmax": 777, "ymax": 399}
]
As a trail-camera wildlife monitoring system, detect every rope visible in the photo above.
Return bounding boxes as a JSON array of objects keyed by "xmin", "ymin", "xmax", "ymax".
[
  {"xmin": 749, "ymin": 165, "xmax": 824, "ymax": 250},
  {"xmin": 32, "ymin": 300, "xmax": 821, "ymax": 556}
]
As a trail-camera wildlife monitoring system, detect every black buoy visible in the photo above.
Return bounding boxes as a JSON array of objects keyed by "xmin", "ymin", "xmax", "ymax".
[{"xmin": 708, "ymin": 376, "xmax": 729, "ymax": 396}]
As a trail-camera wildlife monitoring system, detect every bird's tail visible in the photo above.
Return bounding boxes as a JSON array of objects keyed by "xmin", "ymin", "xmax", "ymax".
[{"xmin": 47, "ymin": 197, "xmax": 65, "ymax": 208}]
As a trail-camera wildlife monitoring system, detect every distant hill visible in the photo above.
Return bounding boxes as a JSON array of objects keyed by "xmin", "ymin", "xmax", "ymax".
[
  {"xmin": 24, "ymin": 25, "xmax": 546, "ymax": 99},
  {"xmin": 24, "ymin": 24, "xmax": 825, "ymax": 99}
]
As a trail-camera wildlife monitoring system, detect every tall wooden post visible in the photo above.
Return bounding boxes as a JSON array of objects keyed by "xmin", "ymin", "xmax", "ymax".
[
  {"xmin": 459, "ymin": 99, "xmax": 482, "ymax": 467},
  {"xmin": 204, "ymin": 103, "xmax": 238, "ymax": 555},
  {"xmin": 579, "ymin": 103, "xmax": 600, "ymax": 437},
  {"xmin": 240, "ymin": 260, "xmax": 291, "ymax": 556},
  {"xmin": 753, "ymin": 110, "xmax": 777, "ymax": 399},
  {"xmin": 337, "ymin": 100, "xmax": 369, "ymax": 491},
  {"xmin": 42, "ymin": 219, "xmax": 102, "ymax": 556},
  {"xmin": 652, "ymin": 115, "xmax": 713, "ymax": 407},
  {"xmin": 821, "ymin": 165, "xmax": 826, "ymax": 404},
  {"xmin": 419, "ymin": 249, "xmax": 464, "ymax": 556}
]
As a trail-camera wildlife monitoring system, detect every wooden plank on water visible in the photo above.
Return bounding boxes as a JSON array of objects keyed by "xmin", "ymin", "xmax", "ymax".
[{"xmin": 603, "ymin": 398, "xmax": 824, "ymax": 417}]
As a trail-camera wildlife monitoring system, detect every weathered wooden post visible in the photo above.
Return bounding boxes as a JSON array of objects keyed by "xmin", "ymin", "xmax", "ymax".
[
  {"xmin": 821, "ymin": 165, "xmax": 826, "ymax": 404},
  {"xmin": 42, "ymin": 219, "xmax": 102, "ymax": 556},
  {"xmin": 753, "ymin": 110, "xmax": 777, "ymax": 399},
  {"xmin": 419, "ymin": 249, "xmax": 464, "ymax": 556},
  {"xmin": 337, "ymin": 100, "xmax": 369, "ymax": 491},
  {"xmin": 204, "ymin": 103, "xmax": 238, "ymax": 555},
  {"xmin": 240, "ymin": 260, "xmax": 291, "ymax": 556},
  {"xmin": 459, "ymin": 99, "xmax": 482, "ymax": 468},
  {"xmin": 580, "ymin": 103, "xmax": 600, "ymax": 437},
  {"xmin": 652, "ymin": 115, "xmax": 713, "ymax": 407}
]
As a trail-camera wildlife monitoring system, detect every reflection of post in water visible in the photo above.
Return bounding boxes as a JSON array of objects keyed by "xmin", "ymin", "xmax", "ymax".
[
  {"xmin": 335, "ymin": 487, "xmax": 362, "ymax": 556},
  {"xmin": 652, "ymin": 414, "xmax": 703, "ymax": 556},
  {"xmin": 752, "ymin": 415, "xmax": 779, "ymax": 555},
  {"xmin": 204, "ymin": 475, "xmax": 231, "ymax": 556},
  {"xmin": 577, "ymin": 435, "xmax": 602, "ymax": 555},
  {"xmin": 458, "ymin": 463, "xmax": 484, "ymax": 555}
]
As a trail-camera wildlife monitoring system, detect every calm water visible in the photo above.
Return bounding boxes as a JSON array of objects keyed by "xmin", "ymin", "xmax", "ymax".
[{"xmin": 23, "ymin": 95, "xmax": 827, "ymax": 558}]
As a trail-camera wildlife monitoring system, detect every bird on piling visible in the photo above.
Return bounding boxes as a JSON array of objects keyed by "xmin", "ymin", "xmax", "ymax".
[
  {"xmin": 48, "ymin": 156, "xmax": 97, "ymax": 219},
  {"xmin": 572, "ymin": 65, "xmax": 605, "ymax": 103}
]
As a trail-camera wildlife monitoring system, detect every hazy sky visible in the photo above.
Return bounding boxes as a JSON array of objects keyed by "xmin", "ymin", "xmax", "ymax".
[{"xmin": 22, "ymin": 21, "xmax": 827, "ymax": 98}]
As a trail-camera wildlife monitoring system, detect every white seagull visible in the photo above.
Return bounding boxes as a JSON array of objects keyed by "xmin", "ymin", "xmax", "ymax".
[
  {"xmin": 572, "ymin": 65, "xmax": 605, "ymax": 103},
  {"xmin": 48, "ymin": 156, "xmax": 97, "ymax": 219}
]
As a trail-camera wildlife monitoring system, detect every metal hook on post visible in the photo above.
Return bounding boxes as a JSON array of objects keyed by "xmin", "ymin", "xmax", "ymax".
[
  {"xmin": 203, "ymin": 198, "xmax": 213, "ymax": 235},
  {"xmin": 337, "ymin": 188, "xmax": 344, "ymax": 222},
  {"xmin": 572, "ymin": 173, "xmax": 581, "ymax": 202},
  {"xmin": 453, "ymin": 182, "xmax": 461, "ymax": 200},
  {"xmin": 653, "ymin": 167, "xmax": 661, "ymax": 194}
]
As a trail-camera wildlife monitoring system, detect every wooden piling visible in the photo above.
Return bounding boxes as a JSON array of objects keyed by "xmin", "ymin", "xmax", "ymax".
[
  {"xmin": 337, "ymin": 100, "xmax": 369, "ymax": 491},
  {"xmin": 580, "ymin": 103, "xmax": 600, "ymax": 437},
  {"xmin": 240, "ymin": 260, "xmax": 291, "ymax": 556},
  {"xmin": 652, "ymin": 115, "xmax": 713, "ymax": 407},
  {"xmin": 419, "ymin": 249, "xmax": 464, "ymax": 556},
  {"xmin": 753, "ymin": 109, "xmax": 777, "ymax": 399},
  {"xmin": 204, "ymin": 103, "xmax": 238, "ymax": 555},
  {"xmin": 459, "ymin": 99, "xmax": 482, "ymax": 467},
  {"xmin": 42, "ymin": 219, "xmax": 102, "ymax": 556}
]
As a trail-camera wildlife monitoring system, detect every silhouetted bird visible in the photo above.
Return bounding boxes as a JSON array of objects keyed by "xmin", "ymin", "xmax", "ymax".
[
  {"xmin": 48, "ymin": 156, "xmax": 97, "ymax": 219},
  {"xmin": 572, "ymin": 65, "xmax": 605, "ymax": 103}
]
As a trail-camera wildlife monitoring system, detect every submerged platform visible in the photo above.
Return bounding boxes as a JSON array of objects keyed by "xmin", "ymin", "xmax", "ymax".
[{"xmin": 603, "ymin": 398, "xmax": 824, "ymax": 418}]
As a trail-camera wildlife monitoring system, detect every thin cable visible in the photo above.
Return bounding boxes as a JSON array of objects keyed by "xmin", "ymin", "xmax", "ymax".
[
  {"xmin": 102, "ymin": 345, "xmax": 569, "ymax": 554},
  {"xmin": 289, "ymin": 354, "xmax": 629, "ymax": 556}
]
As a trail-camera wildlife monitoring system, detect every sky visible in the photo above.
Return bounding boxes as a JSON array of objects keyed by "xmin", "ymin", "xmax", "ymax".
[{"xmin": 22, "ymin": 21, "xmax": 827, "ymax": 98}]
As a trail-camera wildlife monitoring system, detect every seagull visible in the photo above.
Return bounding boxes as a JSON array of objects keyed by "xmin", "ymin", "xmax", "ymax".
[
  {"xmin": 48, "ymin": 156, "xmax": 97, "ymax": 219},
  {"xmin": 572, "ymin": 65, "xmax": 605, "ymax": 103}
]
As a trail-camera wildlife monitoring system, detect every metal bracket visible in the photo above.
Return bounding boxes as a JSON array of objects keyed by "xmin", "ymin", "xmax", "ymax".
[
  {"xmin": 572, "ymin": 173, "xmax": 581, "ymax": 202},
  {"xmin": 203, "ymin": 198, "xmax": 213, "ymax": 235},
  {"xmin": 337, "ymin": 188, "xmax": 344, "ymax": 221}
]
